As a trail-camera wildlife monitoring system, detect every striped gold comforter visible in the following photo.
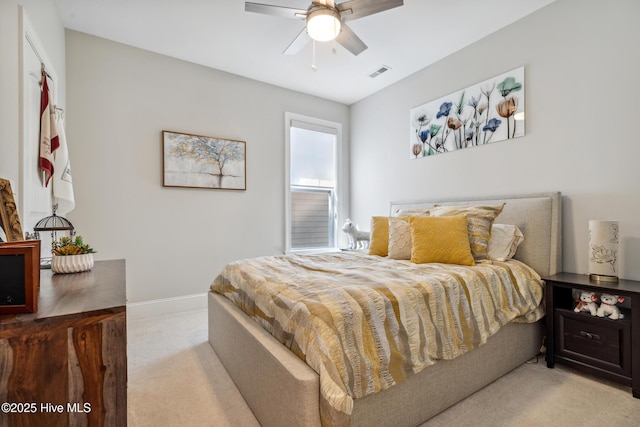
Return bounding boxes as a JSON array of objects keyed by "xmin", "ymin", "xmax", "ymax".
[{"xmin": 211, "ymin": 251, "xmax": 545, "ymax": 426}]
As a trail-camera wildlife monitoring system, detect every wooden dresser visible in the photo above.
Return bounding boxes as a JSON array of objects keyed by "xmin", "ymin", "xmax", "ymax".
[{"xmin": 0, "ymin": 259, "xmax": 127, "ymax": 427}]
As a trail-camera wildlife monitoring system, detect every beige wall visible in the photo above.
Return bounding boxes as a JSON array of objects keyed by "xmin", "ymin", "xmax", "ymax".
[
  {"xmin": 64, "ymin": 31, "xmax": 350, "ymax": 303},
  {"xmin": 350, "ymin": 0, "xmax": 640, "ymax": 280}
]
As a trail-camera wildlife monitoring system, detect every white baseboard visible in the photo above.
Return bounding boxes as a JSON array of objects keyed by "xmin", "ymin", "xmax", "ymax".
[{"xmin": 127, "ymin": 292, "xmax": 208, "ymax": 320}]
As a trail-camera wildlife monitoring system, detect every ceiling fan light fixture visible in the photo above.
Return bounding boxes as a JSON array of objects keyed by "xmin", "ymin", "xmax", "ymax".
[{"xmin": 306, "ymin": 7, "xmax": 341, "ymax": 42}]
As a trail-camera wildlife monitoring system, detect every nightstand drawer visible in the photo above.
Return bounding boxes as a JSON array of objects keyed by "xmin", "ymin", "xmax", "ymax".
[{"xmin": 555, "ymin": 309, "xmax": 631, "ymax": 377}]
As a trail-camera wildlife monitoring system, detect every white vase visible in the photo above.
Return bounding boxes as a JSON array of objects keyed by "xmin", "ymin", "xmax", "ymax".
[{"xmin": 51, "ymin": 253, "xmax": 95, "ymax": 274}]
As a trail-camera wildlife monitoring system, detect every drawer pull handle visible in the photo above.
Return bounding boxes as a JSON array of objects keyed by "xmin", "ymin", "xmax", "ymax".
[{"xmin": 580, "ymin": 331, "xmax": 600, "ymax": 340}]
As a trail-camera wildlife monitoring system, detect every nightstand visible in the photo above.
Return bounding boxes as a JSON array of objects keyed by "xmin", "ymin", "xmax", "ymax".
[{"xmin": 544, "ymin": 272, "xmax": 640, "ymax": 398}]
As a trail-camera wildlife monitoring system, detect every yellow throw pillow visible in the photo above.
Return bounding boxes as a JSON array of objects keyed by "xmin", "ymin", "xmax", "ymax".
[
  {"xmin": 409, "ymin": 216, "xmax": 475, "ymax": 265},
  {"xmin": 369, "ymin": 216, "xmax": 390, "ymax": 256},
  {"xmin": 429, "ymin": 204, "xmax": 504, "ymax": 263}
]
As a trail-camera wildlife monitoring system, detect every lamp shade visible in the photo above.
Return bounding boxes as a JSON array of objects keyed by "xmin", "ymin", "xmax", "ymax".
[
  {"xmin": 588, "ymin": 220, "xmax": 619, "ymax": 282},
  {"xmin": 306, "ymin": 8, "xmax": 341, "ymax": 42}
]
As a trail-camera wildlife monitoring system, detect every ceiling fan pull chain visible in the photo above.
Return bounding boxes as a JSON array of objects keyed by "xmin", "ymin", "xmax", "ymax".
[{"xmin": 311, "ymin": 40, "xmax": 317, "ymax": 72}]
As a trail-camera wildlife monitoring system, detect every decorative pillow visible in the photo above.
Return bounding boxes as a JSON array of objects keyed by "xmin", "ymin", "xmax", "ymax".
[
  {"xmin": 488, "ymin": 224, "xmax": 524, "ymax": 261},
  {"xmin": 394, "ymin": 208, "xmax": 430, "ymax": 217},
  {"xmin": 429, "ymin": 204, "xmax": 504, "ymax": 263},
  {"xmin": 388, "ymin": 217, "xmax": 412, "ymax": 260},
  {"xmin": 369, "ymin": 216, "xmax": 390, "ymax": 257},
  {"xmin": 409, "ymin": 216, "xmax": 474, "ymax": 265}
]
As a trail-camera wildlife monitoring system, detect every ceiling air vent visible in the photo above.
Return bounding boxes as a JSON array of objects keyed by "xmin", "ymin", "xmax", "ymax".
[{"xmin": 369, "ymin": 65, "xmax": 391, "ymax": 78}]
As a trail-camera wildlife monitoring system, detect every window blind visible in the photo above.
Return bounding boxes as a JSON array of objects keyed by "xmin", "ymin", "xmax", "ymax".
[{"xmin": 290, "ymin": 188, "xmax": 333, "ymax": 249}]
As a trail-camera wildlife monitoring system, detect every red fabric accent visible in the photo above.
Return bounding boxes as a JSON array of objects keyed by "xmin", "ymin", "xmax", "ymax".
[
  {"xmin": 40, "ymin": 77, "xmax": 48, "ymax": 115},
  {"xmin": 39, "ymin": 157, "xmax": 54, "ymax": 177},
  {"xmin": 39, "ymin": 72, "xmax": 59, "ymax": 187},
  {"xmin": 51, "ymin": 130, "xmax": 60, "ymax": 152}
]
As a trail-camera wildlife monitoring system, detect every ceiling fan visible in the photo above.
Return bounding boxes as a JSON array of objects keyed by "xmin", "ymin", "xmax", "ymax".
[{"xmin": 245, "ymin": 0, "xmax": 404, "ymax": 56}]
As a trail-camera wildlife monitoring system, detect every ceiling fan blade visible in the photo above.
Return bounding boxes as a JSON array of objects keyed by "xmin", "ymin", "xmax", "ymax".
[
  {"xmin": 336, "ymin": 23, "xmax": 367, "ymax": 56},
  {"xmin": 283, "ymin": 26, "xmax": 311, "ymax": 55},
  {"xmin": 311, "ymin": 0, "xmax": 340, "ymax": 7},
  {"xmin": 245, "ymin": 2, "xmax": 307, "ymax": 19},
  {"xmin": 337, "ymin": 0, "xmax": 403, "ymax": 21}
]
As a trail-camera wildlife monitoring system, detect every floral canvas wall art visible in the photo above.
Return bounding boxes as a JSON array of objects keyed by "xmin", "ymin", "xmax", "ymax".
[
  {"xmin": 410, "ymin": 66, "xmax": 525, "ymax": 159},
  {"xmin": 163, "ymin": 130, "xmax": 246, "ymax": 190}
]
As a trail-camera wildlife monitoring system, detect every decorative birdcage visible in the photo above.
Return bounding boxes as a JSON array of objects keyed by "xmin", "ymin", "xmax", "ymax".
[
  {"xmin": 33, "ymin": 204, "xmax": 75, "ymax": 268},
  {"xmin": 33, "ymin": 204, "xmax": 75, "ymax": 240}
]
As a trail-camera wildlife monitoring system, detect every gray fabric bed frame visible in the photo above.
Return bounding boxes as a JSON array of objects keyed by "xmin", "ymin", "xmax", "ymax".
[{"xmin": 208, "ymin": 192, "xmax": 562, "ymax": 426}]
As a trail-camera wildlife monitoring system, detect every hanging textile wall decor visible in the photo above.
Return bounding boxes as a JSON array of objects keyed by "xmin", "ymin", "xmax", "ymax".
[{"xmin": 409, "ymin": 66, "xmax": 525, "ymax": 159}]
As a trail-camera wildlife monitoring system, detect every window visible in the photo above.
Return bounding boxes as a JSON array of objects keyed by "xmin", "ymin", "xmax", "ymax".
[{"xmin": 285, "ymin": 113, "xmax": 341, "ymax": 252}]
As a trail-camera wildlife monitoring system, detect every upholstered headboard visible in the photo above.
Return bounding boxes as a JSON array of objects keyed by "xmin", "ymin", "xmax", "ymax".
[{"xmin": 390, "ymin": 192, "xmax": 562, "ymax": 277}]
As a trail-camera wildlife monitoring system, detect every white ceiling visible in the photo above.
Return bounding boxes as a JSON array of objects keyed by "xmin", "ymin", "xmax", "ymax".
[{"xmin": 54, "ymin": 0, "xmax": 555, "ymax": 105}]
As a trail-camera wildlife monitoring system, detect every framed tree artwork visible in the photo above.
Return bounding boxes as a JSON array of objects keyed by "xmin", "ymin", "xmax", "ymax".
[{"xmin": 162, "ymin": 130, "xmax": 246, "ymax": 190}]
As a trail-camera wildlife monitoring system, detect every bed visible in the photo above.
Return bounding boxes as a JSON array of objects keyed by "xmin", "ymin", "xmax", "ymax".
[{"xmin": 208, "ymin": 192, "xmax": 562, "ymax": 426}]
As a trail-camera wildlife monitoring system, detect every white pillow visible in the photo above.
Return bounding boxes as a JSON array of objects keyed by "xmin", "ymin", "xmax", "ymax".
[
  {"xmin": 488, "ymin": 224, "xmax": 524, "ymax": 261},
  {"xmin": 394, "ymin": 208, "xmax": 430, "ymax": 217}
]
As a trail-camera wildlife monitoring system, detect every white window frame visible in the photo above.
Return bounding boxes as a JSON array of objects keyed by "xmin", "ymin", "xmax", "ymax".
[{"xmin": 285, "ymin": 112, "xmax": 343, "ymax": 254}]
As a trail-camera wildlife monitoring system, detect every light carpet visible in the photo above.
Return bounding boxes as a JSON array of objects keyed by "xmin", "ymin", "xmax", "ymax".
[{"xmin": 128, "ymin": 309, "xmax": 640, "ymax": 426}]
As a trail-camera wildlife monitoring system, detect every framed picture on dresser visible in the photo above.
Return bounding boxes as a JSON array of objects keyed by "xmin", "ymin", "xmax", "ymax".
[
  {"xmin": 0, "ymin": 178, "xmax": 24, "ymax": 242},
  {"xmin": 0, "ymin": 239, "xmax": 40, "ymax": 314}
]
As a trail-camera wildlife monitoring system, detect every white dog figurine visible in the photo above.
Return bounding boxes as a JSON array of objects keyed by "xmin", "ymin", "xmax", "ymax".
[
  {"xmin": 342, "ymin": 219, "xmax": 370, "ymax": 250},
  {"xmin": 574, "ymin": 291, "xmax": 598, "ymax": 316},
  {"xmin": 597, "ymin": 293, "xmax": 625, "ymax": 320}
]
